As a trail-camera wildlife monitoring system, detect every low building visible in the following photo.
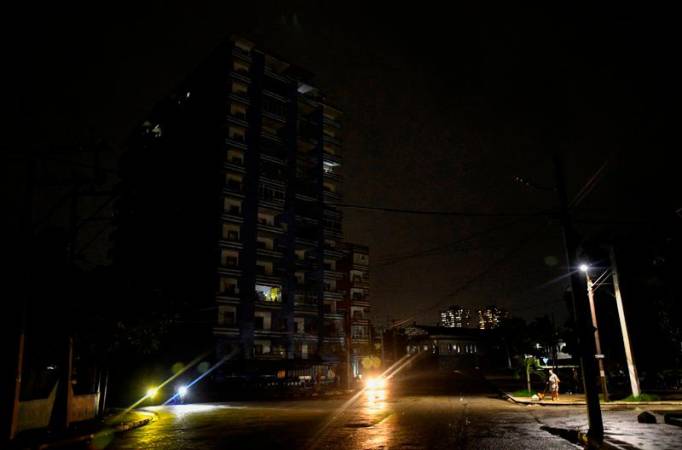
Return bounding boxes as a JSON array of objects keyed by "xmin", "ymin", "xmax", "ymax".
[{"xmin": 405, "ymin": 325, "xmax": 486, "ymax": 370}]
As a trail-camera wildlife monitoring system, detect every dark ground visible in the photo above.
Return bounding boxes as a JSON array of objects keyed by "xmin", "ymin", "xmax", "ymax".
[{"xmin": 102, "ymin": 371, "xmax": 578, "ymax": 449}]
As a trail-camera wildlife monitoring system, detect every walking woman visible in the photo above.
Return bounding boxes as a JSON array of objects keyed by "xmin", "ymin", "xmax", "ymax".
[{"xmin": 548, "ymin": 369, "xmax": 560, "ymax": 401}]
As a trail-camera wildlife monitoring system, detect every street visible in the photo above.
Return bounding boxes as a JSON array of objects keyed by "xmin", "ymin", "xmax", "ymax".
[
  {"xmin": 100, "ymin": 372, "xmax": 565, "ymax": 450},
  {"xmin": 99, "ymin": 371, "xmax": 682, "ymax": 450},
  {"xmin": 106, "ymin": 397, "xmax": 577, "ymax": 450}
]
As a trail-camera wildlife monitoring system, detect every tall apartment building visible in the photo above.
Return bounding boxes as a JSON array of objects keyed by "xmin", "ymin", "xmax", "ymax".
[
  {"xmin": 440, "ymin": 305, "xmax": 472, "ymax": 328},
  {"xmin": 338, "ymin": 243, "xmax": 372, "ymax": 377},
  {"xmin": 116, "ymin": 37, "xmax": 346, "ymax": 373},
  {"xmin": 476, "ymin": 306, "xmax": 508, "ymax": 330}
]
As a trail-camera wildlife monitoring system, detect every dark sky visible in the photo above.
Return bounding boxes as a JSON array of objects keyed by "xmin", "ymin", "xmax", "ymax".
[{"xmin": 10, "ymin": 3, "xmax": 678, "ymax": 326}]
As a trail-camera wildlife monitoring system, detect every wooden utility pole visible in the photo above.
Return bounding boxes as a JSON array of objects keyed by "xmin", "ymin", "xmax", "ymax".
[
  {"xmin": 586, "ymin": 275, "xmax": 609, "ymax": 401},
  {"xmin": 610, "ymin": 246, "xmax": 641, "ymax": 398}
]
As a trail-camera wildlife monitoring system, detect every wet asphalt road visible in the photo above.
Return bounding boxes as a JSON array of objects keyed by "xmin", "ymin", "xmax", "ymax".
[{"xmin": 101, "ymin": 372, "xmax": 681, "ymax": 449}]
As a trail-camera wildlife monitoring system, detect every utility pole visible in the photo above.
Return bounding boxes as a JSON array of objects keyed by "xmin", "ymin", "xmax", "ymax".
[
  {"xmin": 610, "ymin": 246, "xmax": 640, "ymax": 398},
  {"xmin": 585, "ymin": 274, "xmax": 609, "ymax": 401},
  {"xmin": 553, "ymin": 153, "xmax": 604, "ymax": 443},
  {"xmin": 345, "ymin": 298, "xmax": 352, "ymax": 390}
]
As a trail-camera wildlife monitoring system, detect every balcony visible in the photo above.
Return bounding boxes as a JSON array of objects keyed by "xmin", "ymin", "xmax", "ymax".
[
  {"xmin": 256, "ymin": 221, "xmax": 283, "ymax": 235},
  {"xmin": 263, "ymin": 89, "xmax": 289, "ymax": 104},
  {"xmin": 323, "ymin": 270, "xmax": 343, "ymax": 280},
  {"xmin": 217, "ymin": 265, "xmax": 242, "ymax": 277},
  {"xmin": 324, "ymin": 312, "xmax": 344, "ymax": 321},
  {"xmin": 224, "ymin": 181, "xmax": 244, "ymax": 197},
  {"xmin": 219, "ymin": 239, "xmax": 242, "ymax": 251},
  {"xmin": 322, "ymin": 115, "xmax": 341, "ymax": 129},
  {"xmin": 256, "ymin": 246, "xmax": 283, "ymax": 259},
  {"xmin": 229, "ymin": 70, "xmax": 251, "ymax": 84},
  {"xmin": 351, "ymin": 296, "xmax": 370, "ymax": 307},
  {"xmin": 323, "ymin": 169, "xmax": 342, "ymax": 182},
  {"xmin": 225, "ymin": 136, "xmax": 247, "ymax": 149},
  {"xmin": 232, "ymin": 46, "xmax": 252, "ymax": 62},
  {"xmin": 323, "ymin": 227, "xmax": 342, "ymax": 240},
  {"xmin": 258, "ymin": 199, "xmax": 284, "ymax": 212},
  {"xmin": 255, "ymin": 269, "xmax": 284, "ymax": 285},
  {"xmin": 263, "ymin": 110, "xmax": 286, "ymax": 123},
  {"xmin": 323, "ymin": 290, "xmax": 343, "ymax": 301},
  {"xmin": 216, "ymin": 292, "xmax": 240, "ymax": 303},
  {"xmin": 323, "ymin": 246, "xmax": 344, "ymax": 259},
  {"xmin": 323, "ymin": 335, "xmax": 345, "ymax": 344},
  {"xmin": 352, "ymin": 277, "xmax": 370, "ymax": 288},
  {"xmin": 322, "ymin": 151, "xmax": 341, "ymax": 165},
  {"xmin": 224, "ymin": 160, "xmax": 245, "ymax": 174},
  {"xmin": 323, "ymin": 190, "xmax": 341, "ymax": 204},
  {"xmin": 228, "ymin": 92, "xmax": 250, "ymax": 106},
  {"xmin": 261, "ymin": 129, "xmax": 283, "ymax": 144},
  {"xmin": 213, "ymin": 326, "xmax": 240, "ymax": 337},
  {"xmin": 227, "ymin": 113, "xmax": 248, "ymax": 127},
  {"xmin": 264, "ymin": 68, "xmax": 289, "ymax": 84},
  {"xmin": 259, "ymin": 171, "xmax": 286, "ymax": 188},
  {"xmin": 322, "ymin": 134, "xmax": 342, "ymax": 146}
]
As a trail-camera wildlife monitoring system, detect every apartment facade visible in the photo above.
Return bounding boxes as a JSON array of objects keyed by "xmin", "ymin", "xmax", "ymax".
[
  {"xmin": 118, "ymin": 37, "xmax": 346, "ymax": 375},
  {"xmin": 338, "ymin": 243, "xmax": 372, "ymax": 377},
  {"xmin": 215, "ymin": 37, "xmax": 345, "ymax": 365}
]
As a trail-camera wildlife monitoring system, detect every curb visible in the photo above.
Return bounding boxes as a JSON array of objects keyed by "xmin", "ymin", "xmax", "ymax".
[
  {"xmin": 508, "ymin": 396, "xmax": 682, "ymax": 407},
  {"xmin": 34, "ymin": 411, "xmax": 158, "ymax": 449}
]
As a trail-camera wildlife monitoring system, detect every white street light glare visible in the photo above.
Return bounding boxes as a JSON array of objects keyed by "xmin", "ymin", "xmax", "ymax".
[
  {"xmin": 178, "ymin": 385, "xmax": 188, "ymax": 397},
  {"xmin": 579, "ymin": 264, "xmax": 589, "ymax": 273}
]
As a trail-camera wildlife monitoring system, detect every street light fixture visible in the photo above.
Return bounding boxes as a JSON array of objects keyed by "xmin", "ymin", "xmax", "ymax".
[
  {"xmin": 579, "ymin": 264, "xmax": 589, "ymax": 273},
  {"xmin": 146, "ymin": 387, "xmax": 159, "ymax": 399}
]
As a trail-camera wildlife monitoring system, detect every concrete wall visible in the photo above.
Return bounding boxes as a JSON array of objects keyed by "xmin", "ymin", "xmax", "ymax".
[
  {"xmin": 16, "ymin": 383, "xmax": 58, "ymax": 434},
  {"xmin": 69, "ymin": 389, "xmax": 100, "ymax": 423},
  {"xmin": 16, "ymin": 382, "xmax": 100, "ymax": 434}
]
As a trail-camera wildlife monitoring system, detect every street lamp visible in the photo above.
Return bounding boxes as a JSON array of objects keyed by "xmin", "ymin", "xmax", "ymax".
[
  {"xmin": 146, "ymin": 387, "xmax": 159, "ymax": 399},
  {"xmin": 580, "ymin": 264, "xmax": 609, "ymax": 401}
]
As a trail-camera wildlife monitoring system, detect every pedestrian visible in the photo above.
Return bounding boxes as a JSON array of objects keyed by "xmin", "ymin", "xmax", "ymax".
[{"xmin": 548, "ymin": 369, "xmax": 560, "ymax": 401}]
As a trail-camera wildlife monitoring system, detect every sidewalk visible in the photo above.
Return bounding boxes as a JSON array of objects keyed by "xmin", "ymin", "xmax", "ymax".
[
  {"xmin": 506, "ymin": 393, "xmax": 682, "ymax": 407},
  {"xmin": 10, "ymin": 409, "xmax": 157, "ymax": 450}
]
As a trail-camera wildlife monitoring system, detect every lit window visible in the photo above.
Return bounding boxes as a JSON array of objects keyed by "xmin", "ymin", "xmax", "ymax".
[{"xmin": 256, "ymin": 285, "xmax": 281, "ymax": 303}]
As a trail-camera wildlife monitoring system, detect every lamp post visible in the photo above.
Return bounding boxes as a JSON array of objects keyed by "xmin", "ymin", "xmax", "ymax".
[{"xmin": 580, "ymin": 264, "xmax": 609, "ymax": 401}]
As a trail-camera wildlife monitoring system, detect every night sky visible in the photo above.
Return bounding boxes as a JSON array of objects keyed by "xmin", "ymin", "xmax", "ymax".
[{"xmin": 9, "ymin": 3, "xmax": 678, "ymax": 326}]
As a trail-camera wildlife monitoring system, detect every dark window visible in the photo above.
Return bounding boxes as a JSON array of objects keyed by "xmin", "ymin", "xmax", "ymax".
[{"xmin": 223, "ymin": 310, "xmax": 236, "ymax": 326}]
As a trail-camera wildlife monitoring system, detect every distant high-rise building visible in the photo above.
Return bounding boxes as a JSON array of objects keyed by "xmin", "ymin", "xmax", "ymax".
[
  {"xmin": 440, "ymin": 305, "xmax": 508, "ymax": 329},
  {"xmin": 440, "ymin": 305, "xmax": 472, "ymax": 328},
  {"xmin": 476, "ymin": 306, "xmax": 508, "ymax": 329},
  {"xmin": 338, "ymin": 243, "xmax": 372, "ymax": 377}
]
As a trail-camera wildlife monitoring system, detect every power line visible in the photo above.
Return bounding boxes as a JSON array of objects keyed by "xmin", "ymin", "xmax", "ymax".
[
  {"xmin": 332, "ymin": 202, "xmax": 550, "ymax": 218},
  {"xmin": 373, "ymin": 217, "xmax": 528, "ymax": 267}
]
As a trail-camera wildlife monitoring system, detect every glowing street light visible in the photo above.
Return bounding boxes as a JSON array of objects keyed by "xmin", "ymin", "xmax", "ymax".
[
  {"xmin": 579, "ymin": 263, "xmax": 589, "ymax": 273},
  {"xmin": 146, "ymin": 387, "xmax": 159, "ymax": 399},
  {"xmin": 177, "ymin": 385, "xmax": 188, "ymax": 397}
]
